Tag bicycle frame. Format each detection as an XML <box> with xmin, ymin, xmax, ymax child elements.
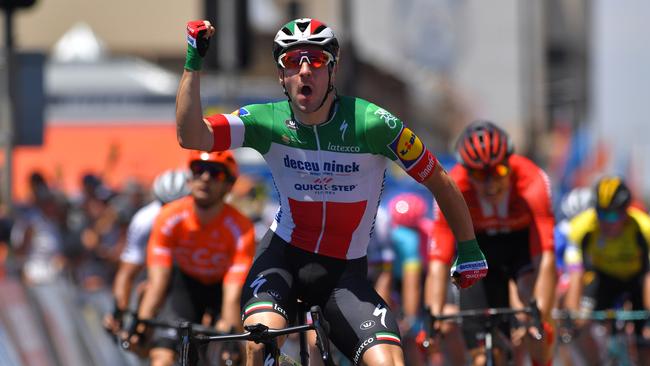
<box><xmin>424</xmin><ymin>301</ymin><xmax>543</xmax><ymax>366</ymax></box>
<box><xmin>179</xmin><ymin>305</ymin><xmax>335</xmax><ymax>366</ymax></box>
<box><xmin>553</xmin><ymin>309</ymin><xmax>650</xmax><ymax>366</ymax></box>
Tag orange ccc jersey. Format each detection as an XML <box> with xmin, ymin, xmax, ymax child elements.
<box><xmin>147</xmin><ymin>196</ymin><xmax>255</xmax><ymax>285</ymax></box>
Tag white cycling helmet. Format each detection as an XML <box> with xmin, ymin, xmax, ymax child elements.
<box><xmin>273</xmin><ymin>18</ymin><xmax>339</xmax><ymax>66</ymax></box>
<box><xmin>152</xmin><ymin>169</ymin><xmax>190</xmax><ymax>204</ymax></box>
<box><xmin>560</xmin><ymin>187</ymin><xmax>593</xmax><ymax>219</ymax></box>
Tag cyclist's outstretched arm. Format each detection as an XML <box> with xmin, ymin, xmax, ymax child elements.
<box><xmin>176</xmin><ymin>20</ymin><xmax>216</xmax><ymax>151</ymax></box>
<box><xmin>422</xmin><ymin>164</ymin><xmax>474</xmax><ymax>242</ymax></box>
<box><xmin>422</xmin><ymin>164</ymin><xmax>487</xmax><ymax>289</ymax></box>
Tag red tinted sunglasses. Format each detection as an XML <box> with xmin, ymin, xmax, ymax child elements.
<box><xmin>468</xmin><ymin>164</ymin><xmax>511</xmax><ymax>181</ymax></box>
<box><xmin>190</xmin><ymin>162</ymin><xmax>230</xmax><ymax>181</ymax></box>
<box><xmin>278</xmin><ymin>49</ymin><xmax>334</xmax><ymax>70</ymax></box>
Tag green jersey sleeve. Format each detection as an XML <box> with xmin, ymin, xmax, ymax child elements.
<box><xmin>360</xmin><ymin>99</ymin><xmax>438</xmax><ymax>183</ymax></box>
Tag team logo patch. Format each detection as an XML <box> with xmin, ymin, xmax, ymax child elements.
<box><xmin>360</xmin><ymin>320</ymin><xmax>376</xmax><ymax>330</ymax></box>
<box><xmin>285</xmin><ymin>119</ymin><xmax>298</xmax><ymax>130</ymax></box>
<box><xmin>231</xmin><ymin>107</ymin><xmax>250</xmax><ymax>117</ymax></box>
<box><xmin>388</xmin><ymin>127</ymin><xmax>424</xmax><ymax>168</ymax></box>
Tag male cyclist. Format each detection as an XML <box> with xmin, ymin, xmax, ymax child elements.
<box><xmin>104</xmin><ymin>169</ymin><xmax>190</xmax><ymax>336</ymax></box>
<box><xmin>133</xmin><ymin>151</ymin><xmax>255</xmax><ymax>366</ymax></box>
<box><xmin>564</xmin><ymin>176</ymin><xmax>650</xmax><ymax>366</ymax></box>
<box><xmin>386</xmin><ymin>193</ymin><xmax>430</xmax><ymax>331</ymax></box>
<box><xmin>176</xmin><ymin>18</ymin><xmax>487</xmax><ymax>366</ymax></box>
<box><xmin>426</xmin><ymin>121</ymin><xmax>556</xmax><ymax>366</ymax></box>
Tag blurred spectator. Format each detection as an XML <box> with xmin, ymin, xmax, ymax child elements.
<box><xmin>68</xmin><ymin>172</ymin><xmax>123</xmax><ymax>291</ymax></box>
<box><xmin>10</xmin><ymin>173</ymin><xmax>68</xmax><ymax>284</ymax></box>
<box><xmin>228</xmin><ymin>174</ymin><xmax>278</xmax><ymax>242</ymax></box>
<box><xmin>110</xmin><ymin>178</ymin><xmax>147</xmax><ymax>227</ymax></box>
<box><xmin>0</xmin><ymin>203</ymin><xmax>12</xmax><ymax>278</ymax></box>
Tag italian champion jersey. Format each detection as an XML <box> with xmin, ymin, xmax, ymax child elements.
<box><xmin>206</xmin><ymin>96</ymin><xmax>438</xmax><ymax>259</ymax></box>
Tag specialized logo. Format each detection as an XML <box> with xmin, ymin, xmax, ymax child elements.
<box><xmin>267</xmin><ymin>290</ymin><xmax>282</xmax><ymax>300</ymax></box>
<box><xmin>372</xmin><ymin>304</ymin><xmax>387</xmax><ymax>328</ymax></box>
<box><xmin>283</xmin><ymin>155</ymin><xmax>360</xmax><ymax>174</ymax></box>
<box><xmin>186</xmin><ymin>34</ymin><xmax>197</xmax><ymax>48</ymax></box>
<box><xmin>340</xmin><ymin>120</ymin><xmax>349</xmax><ymax>141</ymax></box>
<box><xmin>327</xmin><ymin>142</ymin><xmax>361</xmax><ymax>153</ymax></box>
<box><xmin>374</xmin><ymin>108</ymin><xmax>399</xmax><ymax>129</ymax></box>
<box><xmin>359</xmin><ymin>320</ymin><xmax>376</xmax><ymax>330</ymax></box>
<box><xmin>353</xmin><ymin>337</ymin><xmax>375</xmax><ymax>364</ymax></box>
<box><xmin>236</xmin><ymin>107</ymin><xmax>250</xmax><ymax>117</ymax></box>
<box><xmin>264</xmin><ymin>353</ymin><xmax>275</xmax><ymax>366</ymax></box>
<box><xmin>250</xmin><ymin>275</ymin><xmax>267</xmax><ymax>298</ymax></box>
<box><xmin>285</xmin><ymin>119</ymin><xmax>298</xmax><ymax>130</ymax></box>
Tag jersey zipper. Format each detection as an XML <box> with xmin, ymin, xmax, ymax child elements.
<box><xmin>312</xmin><ymin>125</ymin><xmax>327</xmax><ymax>254</ymax></box>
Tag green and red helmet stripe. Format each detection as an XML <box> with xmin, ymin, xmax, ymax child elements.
<box><xmin>309</xmin><ymin>18</ymin><xmax>324</xmax><ymax>33</ymax></box>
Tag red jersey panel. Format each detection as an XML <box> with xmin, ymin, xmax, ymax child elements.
<box><xmin>147</xmin><ymin>196</ymin><xmax>255</xmax><ymax>285</ymax></box>
<box><xmin>429</xmin><ymin>154</ymin><xmax>555</xmax><ymax>264</ymax></box>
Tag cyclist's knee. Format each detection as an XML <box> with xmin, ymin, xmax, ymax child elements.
<box><xmin>361</xmin><ymin>343</ymin><xmax>404</xmax><ymax>366</ymax></box>
<box><xmin>149</xmin><ymin>347</ymin><xmax>175</xmax><ymax>366</ymax></box>
<box><xmin>243</xmin><ymin>311</ymin><xmax>287</xmax><ymax>356</ymax></box>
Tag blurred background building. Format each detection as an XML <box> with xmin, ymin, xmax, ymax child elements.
<box><xmin>1</xmin><ymin>0</ymin><xmax>649</xmax><ymax>203</ymax></box>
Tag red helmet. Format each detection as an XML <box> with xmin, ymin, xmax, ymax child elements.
<box><xmin>389</xmin><ymin>193</ymin><xmax>427</xmax><ymax>228</ymax></box>
<box><xmin>188</xmin><ymin>150</ymin><xmax>239</xmax><ymax>179</ymax></box>
<box><xmin>455</xmin><ymin>120</ymin><xmax>513</xmax><ymax>170</ymax></box>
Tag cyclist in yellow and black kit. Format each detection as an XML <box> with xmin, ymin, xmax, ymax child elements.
<box><xmin>564</xmin><ymin>175</ymin><xmax>650</xmax><ymax>366</ymax></box>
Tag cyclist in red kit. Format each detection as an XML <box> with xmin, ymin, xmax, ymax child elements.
<box><xmin>426</xmin><ymin>121</ymin><xmax>556</xmax><ymax>366</ymax></box>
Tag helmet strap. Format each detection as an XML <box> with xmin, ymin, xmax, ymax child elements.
<box><xmin>313</xmin><ymin>65</ymin><xmax>335</xmax><ymax>111</ymax></box>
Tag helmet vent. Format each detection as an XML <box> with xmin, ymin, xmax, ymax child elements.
<box><xmin>314</xmin><ymin>25</ymin><xmax>326</xmax><ymax>33</ymax></box>
<box><xmin>281</xmin><ymin>27</ymin><xmax>292</xmax><ymax>36</ymax></box>
<box><xmin>310</xmin><ymin>37</ymin><xmax>326</xmax><ymax>42</ymax></box>
<box><xmin>296</xmin><ymin>21</ymin><xmax>309</xmax><ymax>32</ymax></box>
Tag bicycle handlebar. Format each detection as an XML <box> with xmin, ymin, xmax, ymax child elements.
<box><xmin>423</xmin><ymin>300</ymin><xmax>544</xmax><ymax>346</ymax></box>
<box><xmin>191</xmin><ymin>305</ymin><xmax>335</xmax><ymax>366</ymax></box>
<box><xmin>553</xmin><ymin>309</ymin><xmax>650</xmax><ymax>321</ymax></box>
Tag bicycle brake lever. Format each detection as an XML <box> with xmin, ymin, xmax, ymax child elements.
<box><xmin>310</xmin><ymin>306</ymin><xmax>333</xmax><ymax>363</ymax></box>
<box><xmin>529</xmin><ymin>300</ymin><xmax>544</xmax><ymax>340</ymax></box>
<box><xmin>421</xmin><ymin>307</ymin><xmax>434</xmax><ymax>348</ymax></box>
<box><xmin>244</xmin><ymin>323</ymin><xmax>270</xmax><ymax>343</ymax></box>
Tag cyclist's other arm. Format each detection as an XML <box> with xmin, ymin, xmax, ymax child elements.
<box><xmin>113</xmin><ymin>262</ymin><xmax>143</xmax><ymax>313</ymax></box>
<box><xmin>563</xmin><ymin>234</ymin><xmax>585</xmax><ymax>312</ymax></box>
<box><xmin>523</xmin><ymin>167</ymin><xmax>557</xmax><ymax>318</ymax></box>
<box><xmin>421</xmin><ymin>164</ymin><xmax>474</xmax><ymax>242</ymax></box>
<box><xmin>564</xmin><ymin>268</ymin><xmax>583</xmax><ymax>312</ymax></box>
<box><xmin>219</xmin><ymin>282</ymin><xmax>244</xmax><ymax>333</ymax></box>
<box><xmin>374</xmin><ymin>268</ymin><xmax>393</xmax><ymax>305</ymax></box>
<box><xmin>137</xmin><ymin>265</ymin><xmax>171</xmax><ymax>320</ymax></box>
<box><xmin>176</xmin><ymin>21</ymin><xmax>215</xmax><ymax>151</ymax></box>
<box><xmin>640</xmin><ymin>272</ymin><xmax>650</xmax><ymax>312</ymax></box>
<box><xmin>422</xmin><ymin>164</ymin><xmax>486</xmax><ymax>289</ymax></box>
<box><xmin>535</xmin><ymin>251</ymin><xmax>557</xmax><ymax>319</ymax></box>
<box><xmin>425</xmin><ymin>260</ymin><xmax>451</xmax><ymax>316</ymax></box>
<box><xmin>219</xmin><ymin>223</ymin><xmax>255</xmax><ymax>333</ymax></box>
